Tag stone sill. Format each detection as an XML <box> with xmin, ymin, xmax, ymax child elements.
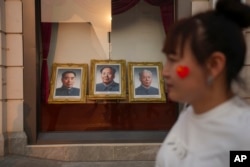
<box><xmin>4</xmin><ymin>131</ymin><xmax>162</xmax><ymax>161</ymax></box>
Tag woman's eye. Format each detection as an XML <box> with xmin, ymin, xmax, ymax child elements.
<box><xmin>167</xmin><ymin>56</ymin><xmax>177</xmax><ymax>62</ymax></box>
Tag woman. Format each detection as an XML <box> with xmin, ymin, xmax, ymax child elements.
<box><xmin>156</xmin><ymin>0</ymin><xmax>250</xmax><ymax>166</ymax></box>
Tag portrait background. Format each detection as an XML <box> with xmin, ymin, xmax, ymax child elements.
<box><xmin>133</xmin><ymin>66</ymin><xmax>159</xmax><ymax>89</ymax></box>
<box><xmin>55</xmin><ymin>68</ymin><xmax>82</xmax><ymax>89</ymax></box>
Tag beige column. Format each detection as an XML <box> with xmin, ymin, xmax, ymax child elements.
<box><xmin>0</xmin><ymin>0</ymin><xmax>7</xmax><ymax>157</ymax></box>
<box><xmin>246</xmin><ymin>0</ymin><xmax>250</xmax><ymax>103</ymax></box>
<box><xmin>243</xmin><ymin>0</ymin><xmax>250</xmax><ymax>101</ymax></box>
<box><xmin>242</xmin><ymin>29</ymin><xmax>250</xmax><ymax>103</ymax></box>
<box><xmin>192</xmin><ymin>0</ymin><xmax>211</xmax><ymax>15</ymax></box>
<box><xmin>4</xmin><ymin>0</ymin><xmax>26</xmax><ymax>156</ymax></box>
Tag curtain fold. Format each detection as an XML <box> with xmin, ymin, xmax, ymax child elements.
<box><xmin>160</xmin><ymin>0</ymin><xmax>174</xmax><ymax>33</ymax></box>
<box><xmin>144</xmin><ymin>0</ymin><xmax>174</xmax><ymax>33</ymax></box>
<box><xmin>41</xmin><ymin>23</ymin><xmax>52</xmax><ymax>103</ymax></box>
<box><xmin>112</xmin><ymin>0</ymin><xmax>174</xmax><ymax>33</ymax></box>
<box><xmin>112</xmin><ymin>0</ymin><xmax>140</xmax><ymax>15</ymax></box>
<box><xmin>144</xmin><ymin>0</ymin><xmax>167</xmax><ymax>6</ymax></box>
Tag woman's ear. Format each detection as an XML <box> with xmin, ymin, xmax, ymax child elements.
<box><xmin>206</xmin><ymin>51</ymin><xmax>226</xmax><ymax>78</ymax></box>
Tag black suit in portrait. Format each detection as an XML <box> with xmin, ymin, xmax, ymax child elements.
<box><xmin>55</xmin><ymin>86</ymin><xmax>80</xmax><ymax>96</ymax></box>
<box><xmin>95</xmin><ymin>81</ymin><xmax>119</xmax><ymax>92</ymax></box>
<box><xmin>135</xmin><ymin>85</ymin><xmax>159</xmax><ymax>95</ymax></box>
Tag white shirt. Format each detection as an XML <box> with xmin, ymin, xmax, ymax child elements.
<box><xmin>155</xmin><ymin>96</ymin><xmax>250</xmax><ymax>167</ymax></box>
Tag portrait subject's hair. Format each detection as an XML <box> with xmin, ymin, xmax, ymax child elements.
<box><xmin>100</xmin><ymin>66</ymin><xmax>116</xmax><ymax>75</ymax></box>
<box><xmin>163</xmin><ymin>0</ymin><xmax>250</xmax><ymax>87</ymax></box>
<box><xmin>61</xmin><ymin>71</ymin><xmax>76</xmax><ymax>78</ymax></box>
<box><xmin>139</xmin><ymin>69</ymin><xmax>153</xmax><ymax>78</ymax></box>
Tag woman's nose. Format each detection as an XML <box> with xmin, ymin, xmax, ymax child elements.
<box><xmin>162</xmin><ymin>63</ymin><xmax>170</xmax><ymax>78</ymax></box>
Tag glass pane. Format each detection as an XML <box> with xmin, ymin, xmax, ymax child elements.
<box><xmin>41</xmin><ymin>99</ymin><xmax>178</xmax><ymax>132</ymax></box>
<box><xmin>39</xmin><ymin>0</ymin><xmax>178</xmax><ymax>137</ymax></box>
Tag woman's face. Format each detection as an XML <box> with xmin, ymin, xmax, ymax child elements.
<box><xmin>162</xmin><ymin>42</ymin><xmax>209</xmax><ymax>103</ymax></box>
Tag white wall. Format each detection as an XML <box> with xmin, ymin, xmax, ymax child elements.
<box><xmin>50</xmin><ymin>1</ymin><xmax>167</xmax><ymax>74</ymax></box>
<box><xmin>111</xmin><ymin>1</ymin><xmax>166</xmax><ymax>63</ymax></box>
<box><xmin>177</xmin><ymin>0</ymin><xmax>192</xmax><ymax>20</ymax></box>
<box><xmin>49</xmin><ymin>23</ymin><xmax>107</xmax><ymax>70</ymax></box>
<box><xmin>41</xmin><ymin>0</ymin><xmax>111</xmax><ymax>59</ymax></box>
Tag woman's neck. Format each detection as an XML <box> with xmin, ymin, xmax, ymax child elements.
<box><xmin>191</xmin><ymin>86</ymin><xmax>234</xmax><ymax>115</ymax></box>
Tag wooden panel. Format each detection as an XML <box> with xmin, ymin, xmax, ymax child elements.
<box><xmin>41</xmin><ymin>98</ymin><xmax>178</xmax><ymax>132</ymax></box>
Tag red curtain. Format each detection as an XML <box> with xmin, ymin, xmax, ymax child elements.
<box><xmin>41</xmin><ymin>23</ymin><xmax>52</xmax><ymax>103</ymax></box>
<box><xmin>144</xmin><ymin>0</ymin><xmax>174</xmax><ymax>33</ymax></box>
<box><xmin>112</xmin><ymin>0</ymin><xmax>140</xmax><ymax>15</ymax></box>
<box><xmin>112</xmin><ymin>0</ymin><xmax>174</xmax><ymax>33</ymax></box>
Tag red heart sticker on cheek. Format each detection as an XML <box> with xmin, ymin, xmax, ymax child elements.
<box><xmin>176</xmin><ymin>65</ymin><xmax>190</xmax><ymax>79</ymax></box>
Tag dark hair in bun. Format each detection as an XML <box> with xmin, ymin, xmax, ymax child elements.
<box><xmin>163</xmin><ymin>0</ymin><xmax>250</xmax><ymax>88</ymax></box>
<box><xmin>216</xmin><ymin>0</ymin><xmax>250</xmax><ymax>28</ymax></box>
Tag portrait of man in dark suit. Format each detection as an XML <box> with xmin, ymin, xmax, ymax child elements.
<box><xmin>95</xmin><ymin>66</ymin><xmax>120</xmax><ymax>92</ymax></box>
<box><xmin>55</xmin><ymin>70</ymin><xmax>80</xmax><ymax>96</ymax></box>
<box><xmin>135</xmin><ymin>69</ymin><xmax>159</xmax><ymax>95</ymax></box>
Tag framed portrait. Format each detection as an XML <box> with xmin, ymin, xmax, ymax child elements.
<box><xmin>48</xmin><ymin>63</ymin><xmax>88</xmax><ymax>103</ymax></box>
<box><xmin>88</xmin><ymin>59</ymin><xmax>126</xmax><ymax>100</ymax></box>
<box><xmin>127</xmin><ymin>62</ymin><xmax>166</xmax><ymax>102</ymax></box>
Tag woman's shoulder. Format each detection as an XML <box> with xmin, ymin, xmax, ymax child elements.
<box><xmin>232</xmin><ymin>96</ymin><xmax>250</xmax><ymax>110</ymax></box>
<box><xmin>225</xmin><ymin>97</ymin><xmax>250</xmax><ymax>141</ymax></box>
<box><xmin>230</xmin><ymin>96</ymin><xmax>250</xmax><ymax>121</ymax></box>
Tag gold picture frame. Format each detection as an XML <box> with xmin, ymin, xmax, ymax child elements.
<box><xmin>88</xmin><ymin>59</ymin><xmax>126</xmax><ymax>100</ymax></box>
<box><xmin>48</xmin><ymin>63</ymin><xmax>88</xmax><ymax>103</ymax></box>
<box><xmin>128</xmin><ymin>62</ymin><xmax>166</xmax><ymax>102</ymax></box>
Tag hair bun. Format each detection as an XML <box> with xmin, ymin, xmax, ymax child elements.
<box><xmin>216</xmin><ymin>0</ymin><xmax>250</xmax><ymax>29</ymax></box>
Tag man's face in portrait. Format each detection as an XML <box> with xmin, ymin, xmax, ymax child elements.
<box><xmin>140</xmin><ymin>71</ymin><xmax>152</xmax><ymax>88</ymax></box>
<box><xmin>101</xmin><ymin>67</ymin><xmax>115</xmax><ymax>85</ymax></box>
<box><xmin>61</xmin><ymin>72</ymin><xmax>76</xmax><ymax>89</ymax></box>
